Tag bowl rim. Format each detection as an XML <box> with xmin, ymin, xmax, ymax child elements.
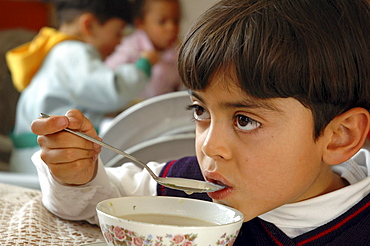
<box><xmin>96</xmin><ymin>196</ymin><xmax>244</xmax><ymax>228</ymax></box>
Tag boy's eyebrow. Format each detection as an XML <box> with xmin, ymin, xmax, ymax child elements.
<box><xmin>189</xmin><ymin>90</ymin><xmax>282</xmax><ymax>112</ymax></box>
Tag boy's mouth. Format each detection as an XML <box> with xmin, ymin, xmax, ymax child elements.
<box><xmin>208</xmin><ymin>178</ymin><xmax>228</xmax><ymax>188</ymax></box>
<box><xmin>205</xmin><ymin>174</ymin><xmax>231</xmax><ymax>190</ymax></box>
<box><xmin>204</xmin><ymin>173</ymin><xmax>233</xmax><ymax>199</ymax></box>
<box><xmin>204</xmin><ymin>170</ymin><xmax>229</xmax><ymax>186</ymax></box>
<box><xmin>207</xmin><ymin>180</ymin><xmax>233</xmax><ymax>200</ymax></box>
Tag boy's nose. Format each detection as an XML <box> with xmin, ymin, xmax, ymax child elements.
<box><xmin>200</xmin><ymin>122</ymin><xmax>232</xmax><ymax>160</ymax></box>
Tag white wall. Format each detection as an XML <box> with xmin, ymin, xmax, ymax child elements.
<box><xmin>179</xmin><ymin>0</ymin><xmax>219</xmax><ymax>38</ymax></box>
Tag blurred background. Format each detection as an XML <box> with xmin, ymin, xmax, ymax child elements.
<box><xmin>0</xmin><ymin>0</ymin><xmax>218</xmax><ymax>171</ymax></box>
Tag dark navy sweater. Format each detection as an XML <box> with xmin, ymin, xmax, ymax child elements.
<box><xmin>157</xmin><ymin>156</ymin><xmax>370</xmax><ymax>246</ymax></box>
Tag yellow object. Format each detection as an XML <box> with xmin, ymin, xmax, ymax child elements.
<box><xmin>6</xmin><ymin>27</ymin><xmax>79</xmax><ymax>92</ymax></box>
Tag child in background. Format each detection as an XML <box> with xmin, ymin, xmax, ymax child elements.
<box><xmin>31</xmin><ymin>0</ymin><xmax>370</xmax><ymax>245</ymax></box>
<box><xmin>6</xmin><ymin>0</ymin><xmax>158</xmax><ymax>173</ymax></box>
<box><xmin>105</xmin><ymin>0</ymin><xmax>182</xmax><ymax>101</ymax></box>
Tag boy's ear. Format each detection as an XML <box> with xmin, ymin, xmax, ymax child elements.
<box><xmin>78</xmin><ymin>13</ymin><xmax>96</xmax><ymax>36</ymax></box>
<box><xmin>323</xmin><ymin>107</ymin><xmax>370</xmax><ymax>165</ymax></box>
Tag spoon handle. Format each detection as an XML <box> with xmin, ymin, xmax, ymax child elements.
<box><xmin>40</xmin><ymin>113</ymin><xmax>158</xmax><ymax>178</ymax></box>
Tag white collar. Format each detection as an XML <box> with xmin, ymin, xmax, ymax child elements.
<box><xmin>259</xmin><ymin>148</ymin><xmax>370</xmax><ymax>238</ymax></box>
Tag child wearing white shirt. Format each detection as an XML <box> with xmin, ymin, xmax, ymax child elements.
<box><xmin>6</xmin><ymin>0</ymin><xmax>158</xmax><ymax>173</ymax></box>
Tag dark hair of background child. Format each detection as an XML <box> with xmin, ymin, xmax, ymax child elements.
<box><xmin>52</xmin><ymin>0</ymin><xmax>133</xmax><ymax>25</ymax></box>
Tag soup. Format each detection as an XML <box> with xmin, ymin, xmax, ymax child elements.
<box><xmin>119</xmin><ymin>213</ymin><xmax>218</xmax><ymax>226</ymax></box>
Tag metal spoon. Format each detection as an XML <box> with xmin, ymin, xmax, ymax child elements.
<box><xmin>40</xmin><ymin>113</ymin><xmax>225</xmax><ymax>194</ymax></box>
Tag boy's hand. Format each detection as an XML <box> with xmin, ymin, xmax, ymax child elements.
<box><xmin>31</xmin><ymin>109</ymin><xmax>102</xmax><ymax>185</ymax></box>
<box><xmin>141</xmin><ymin>50</ymin><xmax>160</xmax><ymax>65</ymax></box>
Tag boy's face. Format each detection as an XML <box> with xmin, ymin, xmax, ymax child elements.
<box><xmin>89</xmin><ymin>18</ymin><xmax>126</xmax><ymax>60</ymax></box>
<box><xmin>190</xmin><ymin>70</ymin><xmax>340</xmax><ymax>221</ymax></box>
<box><xmin>136</xmin><ymin>0</ymin><xmax>180</xmax><ymax>51</ymax></box>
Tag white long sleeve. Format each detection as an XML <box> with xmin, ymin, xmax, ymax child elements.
<box><xmin>32</xmin><ymin>151</ymin><xmax>165</xmax><ymax>224</ymax></box>
<box><xmin>12</xmin><ymin>40</ymin><xmax>150</xmax><ymax>174</ymax></box>
<box><xmin>14</xmin><ymin>41</ymin><xmax>149</xmax><ymax>135</ymax></box>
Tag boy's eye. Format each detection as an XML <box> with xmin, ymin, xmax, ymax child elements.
<box><xmin>235</xmin><ymin>115</ymin><xmax>260</xmax><ymax>131</ymax></box>
<box><xmin>187</xmin><ymin>105</ymin><xmax>210</xmax><ymax>121</ymax></box>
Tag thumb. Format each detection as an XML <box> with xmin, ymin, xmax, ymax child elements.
<box><xmin>65</xmin><ymin>109</ymin><xmax>99</xmax><ymax>139</ymax></box>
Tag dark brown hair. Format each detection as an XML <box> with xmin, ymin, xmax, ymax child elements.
<box><xmin>179</xmin><ymin>0</ymin><xmax>370</xmax><ymax>139</ymax></box>
<box><xmin>53</xmin><ymin>0</ymin><xmax>133</xmax><ymax>25</ymax></box>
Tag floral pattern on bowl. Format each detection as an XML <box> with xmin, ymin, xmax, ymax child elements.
<box><xmin>101</xmin><ymin>224</ymin><xmax>239</xmax><ymax>246</ymax></box>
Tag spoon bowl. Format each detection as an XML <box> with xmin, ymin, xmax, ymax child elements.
<box><xmin>40</xmin><ymin>113</ymin><xmax>225</xmax><ymax>193</ymax></box>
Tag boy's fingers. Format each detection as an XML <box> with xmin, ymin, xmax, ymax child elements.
<box><xmin>31</xmin><ymin>115</ymin><xmax>68</xmax><ymax>135</ymax></box>
<box><xmin>31</xmin><ymin>109</ymin><xmax>98</xmax><ymax>138</ymax></box>
<box><xmin>65</xmin><ymin>109</ymin><xmax>98</xmax><ymax>137</ymax></box>
<box><xmin>64</xmin><ymin>109</ymin><xmax>85</xmax><ymax>130</ymax></box>
<box><xmin>40</xmin><ymin>147</ymin><xmax>98</xmax><ymax>165</ymax></box>
<box><xmin>46</xmin><ymin>157</ymin><xmax>98</xmax><ymax>185</ymax></box>
<box><xmin>37</xmin><ymin>131</ymin><xmax>101</xmax><ymax>153</ymax></box>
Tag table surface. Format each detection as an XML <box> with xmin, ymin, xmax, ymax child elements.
<box><xmin>0</xmin><ymin>183</ymin><xmax>105</xmax><ymax>245</ymax></box>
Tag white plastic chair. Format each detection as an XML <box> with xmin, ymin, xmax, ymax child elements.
<box><xmin>99</xmin><ymin>91</ymin><xmax>195</xmax><ymax>164</ymax></box>
<box><xmin>105</xmin><ymin>133</ymin><xmax>196</xmax><ymax>167</ymax></box>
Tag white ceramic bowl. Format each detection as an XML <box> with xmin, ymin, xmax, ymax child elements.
<box><xmin>96</xmin><ymin>196</ymin><xmax>244</xmax><ymax>246</ymax></box>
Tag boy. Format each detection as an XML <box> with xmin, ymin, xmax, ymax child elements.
<box><xmin>6</xmin><ymin>0</ymin><xmax>158</xmax><ymax>173</ymax></box>
<box><xmin>31</xmin><ymin>0</ymin><xmax>370</xmax><ymax>244</ymax></box>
